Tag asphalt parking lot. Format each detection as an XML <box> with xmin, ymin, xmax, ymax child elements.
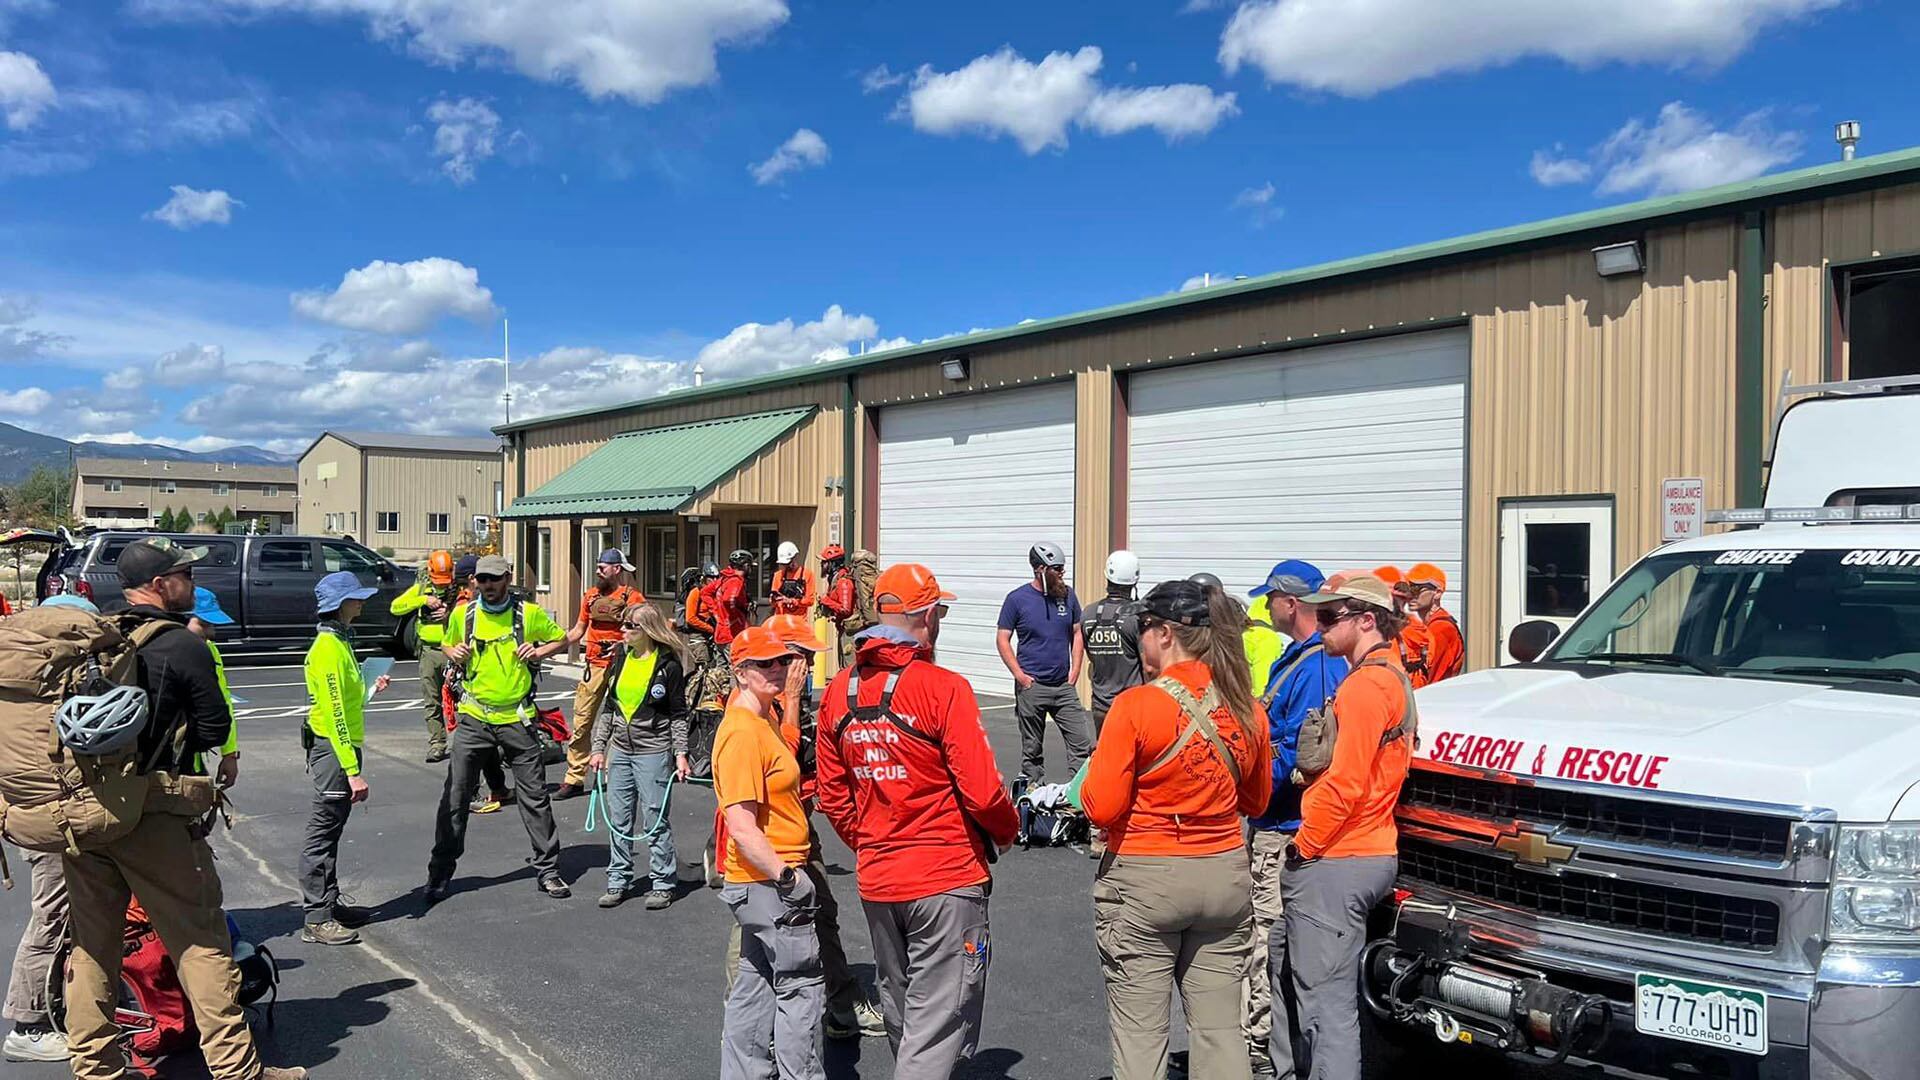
<box><xmin>0</xmin><ymin>657</ymin><xmax>1548</xmax><ymax>1080</ymax></box>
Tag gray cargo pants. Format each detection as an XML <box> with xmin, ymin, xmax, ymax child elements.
<box><xmin>2</xmin><ymin>846</ymin><xmax>66</xmax><ymax>1026</ymax></box>
<box><xmin>301</xmin><ymin>742</ymin><xmax>358</xmax><ymax>924</ymax></box>
<box><xmin>1281</xmin><ymin>854</ymin><xmax>1397</xmax><ymax>1080</ymax></box>
<box><xmin>429</xmin><ymin>715</ymin><xmax>561</xmax><ymax>884</ymax></box>
<box><xmin>1013</xmin><ymin>680</ymin><xmax>1093</xmax><ymax>782</ymax></box>
<box><xmin>721</xmin><ymin>877</ymin><xmax>826</xmax><ymax>1080</ymax></box>
<box><xmin>864</xmin><ymin>884</ymin><xmax>992</xmax><ymax>1080</ymax></box>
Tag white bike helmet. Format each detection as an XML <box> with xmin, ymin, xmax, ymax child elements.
<box><xmin>776</xmin><ymin>541</ymin><xmax>800</xmax><ymax>564</ymax></box>
<box><xmin>55</xmin><ymin>683</ymin><xmax>149</xmax><ymax>756</ymax></box>
<box><xmin>1105</xmin><ymin>550</ymin><xmax>1140</xmax><ymax>587</ymax></box>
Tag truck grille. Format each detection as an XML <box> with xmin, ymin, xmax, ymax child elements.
<box><xmin>1402</xmin><ymin>769</ymin><xmax>1792</xmax><ymax>862</ymax></box>
<box><xmin>1400</xmin><ymin>838</ymin><xmax>1780</xmax><ymax>950</ymax></box>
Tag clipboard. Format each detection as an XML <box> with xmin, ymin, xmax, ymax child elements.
<box><xmin>360</xmin><ymin>656</ymin><xmax>394</xmax><ymax>704</ymax></box>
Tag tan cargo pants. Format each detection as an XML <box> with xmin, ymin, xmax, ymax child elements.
<box><xmin>63</xmin><ymin>811</ymin><xmax>265</xmax><ymax>1080</ymax></box>
<box><xmin>1243</xmin><ymin>830</ymin><xmax>1289</xmax><ymax>1049</ymax></box>
<box><xmin>566</xmin><ymin>661</ymin><xmax>616</xmax><ymax>786</ymax></box>
<box><xmin>1094</xmin><ymin>850</ymin><xmax>1254</xmax><ymax>1080</ymax></box>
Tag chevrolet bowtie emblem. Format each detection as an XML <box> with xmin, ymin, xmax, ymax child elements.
<box><xmin>1495</xmin><ymin>830</ymin><xmax>1575</xmax><ymax>868</ymax></box>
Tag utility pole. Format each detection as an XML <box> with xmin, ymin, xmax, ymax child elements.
<box><xmin>502</xmin><ymin>317</ymin><xmax>514</xmax><ymax>425</ymax></box>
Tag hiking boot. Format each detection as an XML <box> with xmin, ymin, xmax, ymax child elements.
<box><xmin>598</xmin><ymin>889</ymin><xmax>626</xmax><ymax>909</ymax></box>
<box><xmin>422</xmin><ymin>878</ymin><xmax>451</xmax><ymax>906</ymax></box>
<box><xmin>3</xmin><ymin>1024</ymin><xmax>67</xmax><ymax>1062</ymax></box>
<box><xmin>538</xmin><ymin>875</ymin><xmax>572</xmax><ymax>899</ymax></box>
<box><xmin>470</xmin><ymin>795</ymin><xmax>505</xmax><ymax>814</ymax></box>
<box><xmin>553</xmin><ymin>782</ymin><xmax>586</xmax><ymax>801</ymax></box>
<box><xmin>643</xmin><ymin>888</ymin><xmax>673</xmax><ymax>910</ymax></box>
<box><xmin>332</xmin><ymin>903</ymin><xmax>371</xmax><ymax>928</ymax></box>
<box><xmin>261</xmin><ymin>1067</ymin><xmax>310</xmax><ymax>1079</ymax></box>
<box><xmin>300</xmin><ymin>920</ymin><xmax>359</xmax><ymax>946</ymax></box>
<box><xmin>827</xmin><ymin>999</ymin><xmax>886</xmax><ymax>1040</ymax></box>
<box><xmin>424</xmin><ymin>748</ymin><xmax>449</xmax><ymax>764</ymax></box>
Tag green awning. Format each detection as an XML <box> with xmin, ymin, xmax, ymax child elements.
<box><xmin>500</xmin><ymin>406</ymin><xmax>815</xmax><ymax>520</ymax></box>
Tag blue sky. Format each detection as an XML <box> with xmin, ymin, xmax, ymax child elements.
<box><xmin>0</xmin><ymin>0</ymin><xmax>1915</xmax><ymax>455</ymax></box>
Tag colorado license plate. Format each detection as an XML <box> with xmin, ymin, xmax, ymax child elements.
<box><xmin>1634</xmin><ymin>973</ymin><xmax>1767</xmax><ymax>1056</ymax></box>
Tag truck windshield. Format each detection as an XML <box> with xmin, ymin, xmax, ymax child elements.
<box><xmin>1543</xmin><ymin>546</ymin><xmax>1920</xmax><ymax>692</ymax></box>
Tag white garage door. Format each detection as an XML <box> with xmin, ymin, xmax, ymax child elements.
<box><xmin>879</xmin><ymin>384</ymin><xmax>1076</xmax><ymax>687</ymax></box>
<box><xmin>1128</xmin><ymin>329</ymin><xmax>1469</xmax><ymax>624</ymax></box>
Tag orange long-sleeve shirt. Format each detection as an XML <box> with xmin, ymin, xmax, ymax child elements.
<box><xmin>770</xmin><ymin>566</ymin><xmax>816</xmax><ymax>616</ymax></box>
<box><xmin>1423</xmin><ymin>608</ymin><xmax>1464</xmax><ymax>683</ymax></box>
<box><xmin>1081</xmin><ymin>660</ymin><xmax>1272</xmax><ymax>857</ymax></box>
<box><xmin>1296</xmin><ymin>648</ymin><xmax>1414</xmax><ymax>860</ymax></box>
<box><xmin>683</xmin><ymin>587</ymin><xmax>716</xmax><ymax>636</ymax></box>
<box><xmin>1399</xmin><ymin>613</ymin><xmax>1432</xmax><ymax>688</ymax></box>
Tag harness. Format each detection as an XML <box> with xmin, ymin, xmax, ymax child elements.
<box><xmin>832</xmin><ymin>661</ymin><xmax>997</xmax><ymax>864</ymax></box>
<box><xmin>1355</xmin><ymin>651</ymin><xmax>1421</xmax><ymax>751</ymax></box>
<box><xmin>454</xmin><ymin>601</ymin><xmax>541</xmax><ymax>720</ymax></box>
<box><xmin>1259</xmin><ymin>643</ymin><xmax>1325</xmax><ymax>708</ymax></box>
<box><xmin>1140</xmin><ymin>676</ymin><xmax>1241</xmax><ymax>783</ymax></box>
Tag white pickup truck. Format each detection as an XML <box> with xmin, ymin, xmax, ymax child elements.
<box><xmin>1364</xmin><ymin>380</ymin><xmax>1920</xmax><ymax>1079</ymax></box>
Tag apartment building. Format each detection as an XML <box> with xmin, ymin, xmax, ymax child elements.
<box><xmin>69</xmin><ymin>457</ymin><xmax>298</xmax><ymax>532</ymax></box>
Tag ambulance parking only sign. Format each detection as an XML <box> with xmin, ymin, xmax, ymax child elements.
<box><xmin>1662</xmin><ymin>478</ymin><xmax>1706</xmax><ymax>541</ymax></box>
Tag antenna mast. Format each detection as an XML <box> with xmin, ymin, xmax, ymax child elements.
<box><xmin>502</xmin><ymin>317</ymin><xmax>513</xmax><ymax>425</ymax></box>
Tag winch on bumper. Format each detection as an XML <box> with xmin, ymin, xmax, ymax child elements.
<box><xmin>1363</xmin><ymin>892</ymin><xmax>1920</xmax><ymax>1079</ymax></box>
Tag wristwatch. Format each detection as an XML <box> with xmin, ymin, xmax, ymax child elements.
<box><xmin>777</xmin><ymin>865</ymin><xmax>797</xmax><ymax>889</ymax></box>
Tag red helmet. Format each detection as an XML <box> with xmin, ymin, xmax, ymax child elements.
<box><xmin>819</xmin><ymin>544</ymin><xmax>846</xmax><ymax>562</ymax></box>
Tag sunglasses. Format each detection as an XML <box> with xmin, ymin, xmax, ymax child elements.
<box><xmin>741</xmin><ymin>656</ymin><xmax>794</xmax><ymax>671</ymax></box>
<box><xmin>1315</xmin><ymin>606</ymin><xmax>1365</xmax><ymax>628</ymax></box>
<box><xmin>475</xmin><ymin>573</ymin><xmax>507</xmax><ymax>584</ymax></box>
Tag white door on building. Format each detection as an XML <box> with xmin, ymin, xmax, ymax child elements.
<box><xmin>878</xmin><ymin>383</ymin><xmax>1076</xmax><ymax>688</ymax></box>
<box><xmin>1127</xmin><ymin>329</ymin><xmax>1470</xmax><ymax>620</ymax></box>
<box><xmin>1497</xmin><ymin>500</ymin><xmax>1614</xmax><ymax>660</ymax></box>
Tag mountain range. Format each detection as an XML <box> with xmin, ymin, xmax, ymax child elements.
<box><xmin>0</xmin><ymin>422</ymin><xmax>296</xmax><ymax>486</ymax></box>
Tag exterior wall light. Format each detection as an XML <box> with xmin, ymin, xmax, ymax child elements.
<box><xmin>941</xmin><ymin>356</ymin><xmax>969</xmax><ymax>381</ymax></box>
<box><xmin>1591</xmin><ymin>241</ymin><xmax>1644</xmax><ymax>277</ymax></box>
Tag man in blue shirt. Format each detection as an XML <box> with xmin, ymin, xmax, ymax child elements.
<box><xmin>995</xmin><ymin>542</ymin><xmax>1092</xmax><ymax>783</ymax></box>
<box><xmin>1243</xmin><ymin>559</ymin><xmax>1350</xmax><ymax>1079</ymax></box>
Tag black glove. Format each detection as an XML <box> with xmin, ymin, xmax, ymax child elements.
<box><xmin>779</xmin><ymin>579</ymin><xmax>806</xmax><ymax>599</ymax></box>
<box><xmin>1283</xmin><ymin>841</ymin><xmax>1318</xmax><ymax>872</ymax></box>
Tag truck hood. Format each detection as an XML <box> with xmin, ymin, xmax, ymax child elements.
<box><xmin>1416</xmin><ymin>668</ymin><xmax>1920</xmax><ymax>822</ymax></box>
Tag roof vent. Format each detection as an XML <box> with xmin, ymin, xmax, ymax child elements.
<box><xmin>694</xmin><ymin>364</ymin><xmax>705</xmax><ymax>387</ymax></box>
<box><xmin>1836</xmin><ymin>120</ymin><xmax>1861</xmax><ymax>161</ymax></box>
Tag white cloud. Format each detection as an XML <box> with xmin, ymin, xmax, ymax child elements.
<box><xmin>145</xmin><ymin>185</ymin><xmax>242</xmax><ymax>229</ymax></box>
<box><xmin>0</xmin><ymin>386</ymin><xmax>51</xmax><ymax>415</ymax></box>
<box><xmin>749</xmin><ymin>127</ymin><xmax>828</xmax><ymax>185</ymax></box>
<box><xmin>153</xmin><ymin>342</ymin><xmax>226</xmax><ymax>385</ymax></box>
<box><xmin>1218</xmin><ymin>0</ymin><xmax>1840</xmax><ymax>96</ymax></box>
<box><xmin>427</xmin><ymin>97</ymin><xmax>499</xmax><ymax>184</ymax></box>
<box><xmin>1529</xmin><ymin>146</ymin><xmax>1592</xmax><ymax>186</ymax></box>
<box><xmin>103</xmin><ymin>367</ymin><xmax>146</xmax><ymax>392</ymax></box>
<box><xmin>1231</xmin><ymin>180</ymin><xmax>1284</xmax><ymax>227</ymax></box>
<box><xmin>1594</xmin><ymin>102</ymin><xmax>1799</xmax><ymax>195</ymax></box>
<box><xmin>1081</xmin><ymin>83</ymin><xmax>1238</xmax><ymax>140</ymax></box>
<box><xmin>695</xmin><ymin>304</ymin><xmax>888</xmax><ymax>376</ymax></box>
<box><xmin>177</xmin><ymin>0</ymin><xmax>790</xmax><ymax>104</ymax></box>
<box><xmin>901</xmin><ymin>45</ymin><xmax>1236</xmax><ymax>154</ymax></box>
<box><xmin>0</xmin><ymin>49</ymin><xmax>53</xmax><ymax>129</ymax></box>
<box><xmin>1529</xmin><ymin>102</ymin><xmax>1800</xmax><ymax>197</ymax></box>
<box><xmin>0</xmin><ymin>294</ymin><xmax>68</xmax><ymax>361</ymax></box>
<box><xmin>292</xmin><ymin>257</ymin><xmax>499</xmax><ymax>335</ymax></box>
<box><xmin>860</xmin><ymin>64</ymin><xmax>906</xmax><ymax>94</ymax></box>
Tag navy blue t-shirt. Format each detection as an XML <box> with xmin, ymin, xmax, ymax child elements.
<box><xmin>997</xmin><ymin>584</ymin><xmax>1082</xmax><ymax>685</ymax></box>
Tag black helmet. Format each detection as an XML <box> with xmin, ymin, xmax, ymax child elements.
<box><xmin>727</xmin><ymin>548</ymin><xmax>755</xmax><ymax>569</ymax></box>
<box><xmin>678</xmin><ymin>566</ymin><xmax>703</xmax><ymax>594</ymax></box>
<box><xmin>701</xmin><ymin>560</ymin><xmax>721</xmax><ymax>578</ymax></box>
<box><xmin>1187</xmin><ymin>572</ymin><xmax>1224</xmax><ymax>591</ymax></box>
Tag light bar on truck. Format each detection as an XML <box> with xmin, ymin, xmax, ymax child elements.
<box><xmin>1706</xmin><ymin>504</ymin><xmax>1920</xmax><ymax>525</ymax></box>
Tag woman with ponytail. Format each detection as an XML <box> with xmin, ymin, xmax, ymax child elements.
<box><xmin>1079</xmin><ymin>579</ymin><xmax>1273</xmax><ymax>1080</ymax></box>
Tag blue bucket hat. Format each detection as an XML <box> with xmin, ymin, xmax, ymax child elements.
<box><xmin>192</xmin><ymin>587</ymin><xmax>234</xmax><ymax>625</ymax></box>
<box><xmin>40</xmin><ymin>593</ymin><xmax>100</xmax><ymax>614</ymax></box>
<box><xmin>1249</xmin><ymin>559</ymin><xmax>1326</xmax><ymax>599</ymax></box>
<box><xmin>315</xmin><ymin>571</ymin><xmax>378</xmax><ymax>614</ymax></box>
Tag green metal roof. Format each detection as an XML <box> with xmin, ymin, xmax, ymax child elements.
<box><xmin>498</xmin><ymin>144</ymin><xmax>1920</xmax><ymax>436</ymax></box>
<box><xmin>499</xmin><ymin>406</ymin><xmax>815</xmax><ymax>519</ymax></box>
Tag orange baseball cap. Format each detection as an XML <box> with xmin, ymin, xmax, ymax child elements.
<box><xmin>426</xmin><ymin>550</ymin><xmax>455</xmax><ymax>585</ymax></box>
<box><xmin>729</xmin><ymin>626</ymin><xmax>799</xmax><ymax>664</ymax></box>
<box><xmin>875</xmin><ymin>563</ymin><xmax>955</xmax><ymax>614</ymax></box>
<box><xmin>1407</xmin><ymin>562</ymin><xmax>1448</xmax><ymax>591</ymax></box>
<box><xmin>760</xmin><ymin>613</ymin><xmax>826</xmax><ymax>653</ymax></box>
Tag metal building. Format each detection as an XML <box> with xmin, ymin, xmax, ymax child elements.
<box><xmin>495</xmin><ymin>147</ymin><xmax>1920</xmax><ymax>677</ymax></box>
<box><xmin>297</xmin><ymin>431</ymin><xmax>505</xmax><ymax>563</ymax></box>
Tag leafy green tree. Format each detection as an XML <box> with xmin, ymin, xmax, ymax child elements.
<box><xmin>214</xmin><ymin>506</ymin><xmax>235</xmax><ymax>532</ymax></box>
<box><xmin>155</xmin><ymin>507</ymin><xmax>177</xmax><ymax>532</ymax></box>
<box><xmin>8</xmin><ymin>466</ymin><xmax>75</xmax><ymax>527</ymax></box>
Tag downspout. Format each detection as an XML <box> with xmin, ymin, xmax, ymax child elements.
<box><xmin>514</xmin><ymin>432</ymin><xmax>530</xmax><ymax>577</ymax></box>
<box><xmin>1735</xmin><ymin>210</ymin><xmax>1767</xmax><ymax>507</ymax></box>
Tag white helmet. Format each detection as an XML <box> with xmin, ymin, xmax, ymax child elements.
<box><xmin>1105</xmin><ymin>550</ymin><xmax>1141</xmax><ymax>587</ymax></box>
<box><xmin>776</xmin><ymin>541</ymin><xmax>800</xmax><ymax>564</ymax></box>
<box><xmin>55</xmin><ymin>683</ymin><xmax>149</xmax><ymax>756</ymax></box>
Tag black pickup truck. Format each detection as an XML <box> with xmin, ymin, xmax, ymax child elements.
<box><xmin>3</xmin><ymin>528</ymin><xmax>411</xmax><ymax>655</ymax></box>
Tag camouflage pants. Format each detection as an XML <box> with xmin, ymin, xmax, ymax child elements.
<box><xmin>688</xmin><ymin>635</ymin><xmax>735</xmax><ymax>711</ymax></box>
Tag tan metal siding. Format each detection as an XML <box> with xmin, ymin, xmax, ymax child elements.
<box><xmin>298</xmin><ymin>434</ymin><xmax>362</xmax><ymax>537</ymax></box>
<box><xmin>363</xmin><ymin>450</ymin><xmax>503</xmax><ymax>561</ymax></box>
<box><xmin>1768</xmin><ymin>184</ymin><xmax>1920</xmax><ymax>388</ymax></box>
<box><xmin>1073</xmin><ymin>368</ymin><xmax>1115</xmax><ymax>602</ymax></box>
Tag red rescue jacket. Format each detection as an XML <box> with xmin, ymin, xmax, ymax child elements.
<box><xmin>817</xmin><ymin>568</ymin><xmax>855</xmax><ymax>624</ymax></box>
<box><xmin>815</xmin><ymin>631</ymin><xmax>1020</xmax><ymax>903</ymax></box>
<box><xmin>703</xmin><ymin>569</ymin><xmax>750</xmax><ymax>645</ymax></box>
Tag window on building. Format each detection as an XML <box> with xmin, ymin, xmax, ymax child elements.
<box><xmin>348</xmin><ymin>511</ymin><xmax>357</xmax><ymax>533</ymax></box>
<box><xmin>645</xmin><ymin>524</ymin><xmax>678</xmax><ymax>595</ymax></box>
<box><xmin>536</xmin><ymin>528</ymin><xmax>553</xmax><ymax>591</ymax></box>
<box><xmin>739</xmin><ymin>522</ymin><xmax>779</xmax><ymax>606</ymax></box>
<box><xmin>158</xmin><ymin>480</ymin><xmax>176</xmax><ymax>494</ymax></box>
<box><xmin>103</xmin><ymin>478</ymin><xmax>122</xmax><ymax>493</ymax></box>
<box><xmin>323</xmin><ymin>541</ymin><xmax>385</xmax><ymax>574</ymax></box>
<box><xmin>264</xmin><ymin>484</ymin><xmax>280</xmax><ymax>497</ymax></box>
<box><xmin>195</xmin><ymin>512</ymin><xmax>209</xmax><ymax>524</ymax></box>
<box><xmin>376</xmin><ymin>512</ymin><xmax>399</xmax><ymax>533</ymax></box>
<box><xmin>1841</xmin><ymin>262</ymin><xmax>1920</xmax><ymax>380</ymax></box>
<box><xmin>493</xmin><ymin>481</ymin><xmax>503</xmax><ymax>515</ymax></box>
<box><xmin>259</xmin><ymin>541</ymin><xmax>313</xmax><ymax>572</ymax></box>
<box><xmin>426</xmin><ymin>512</ymin><xmax>450</xmax><ymax>534</ymax></box>
<box><xmin>215</xmin><ymin>482</ymin><xmax>229</xmax><ymax>496</ymax></box>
